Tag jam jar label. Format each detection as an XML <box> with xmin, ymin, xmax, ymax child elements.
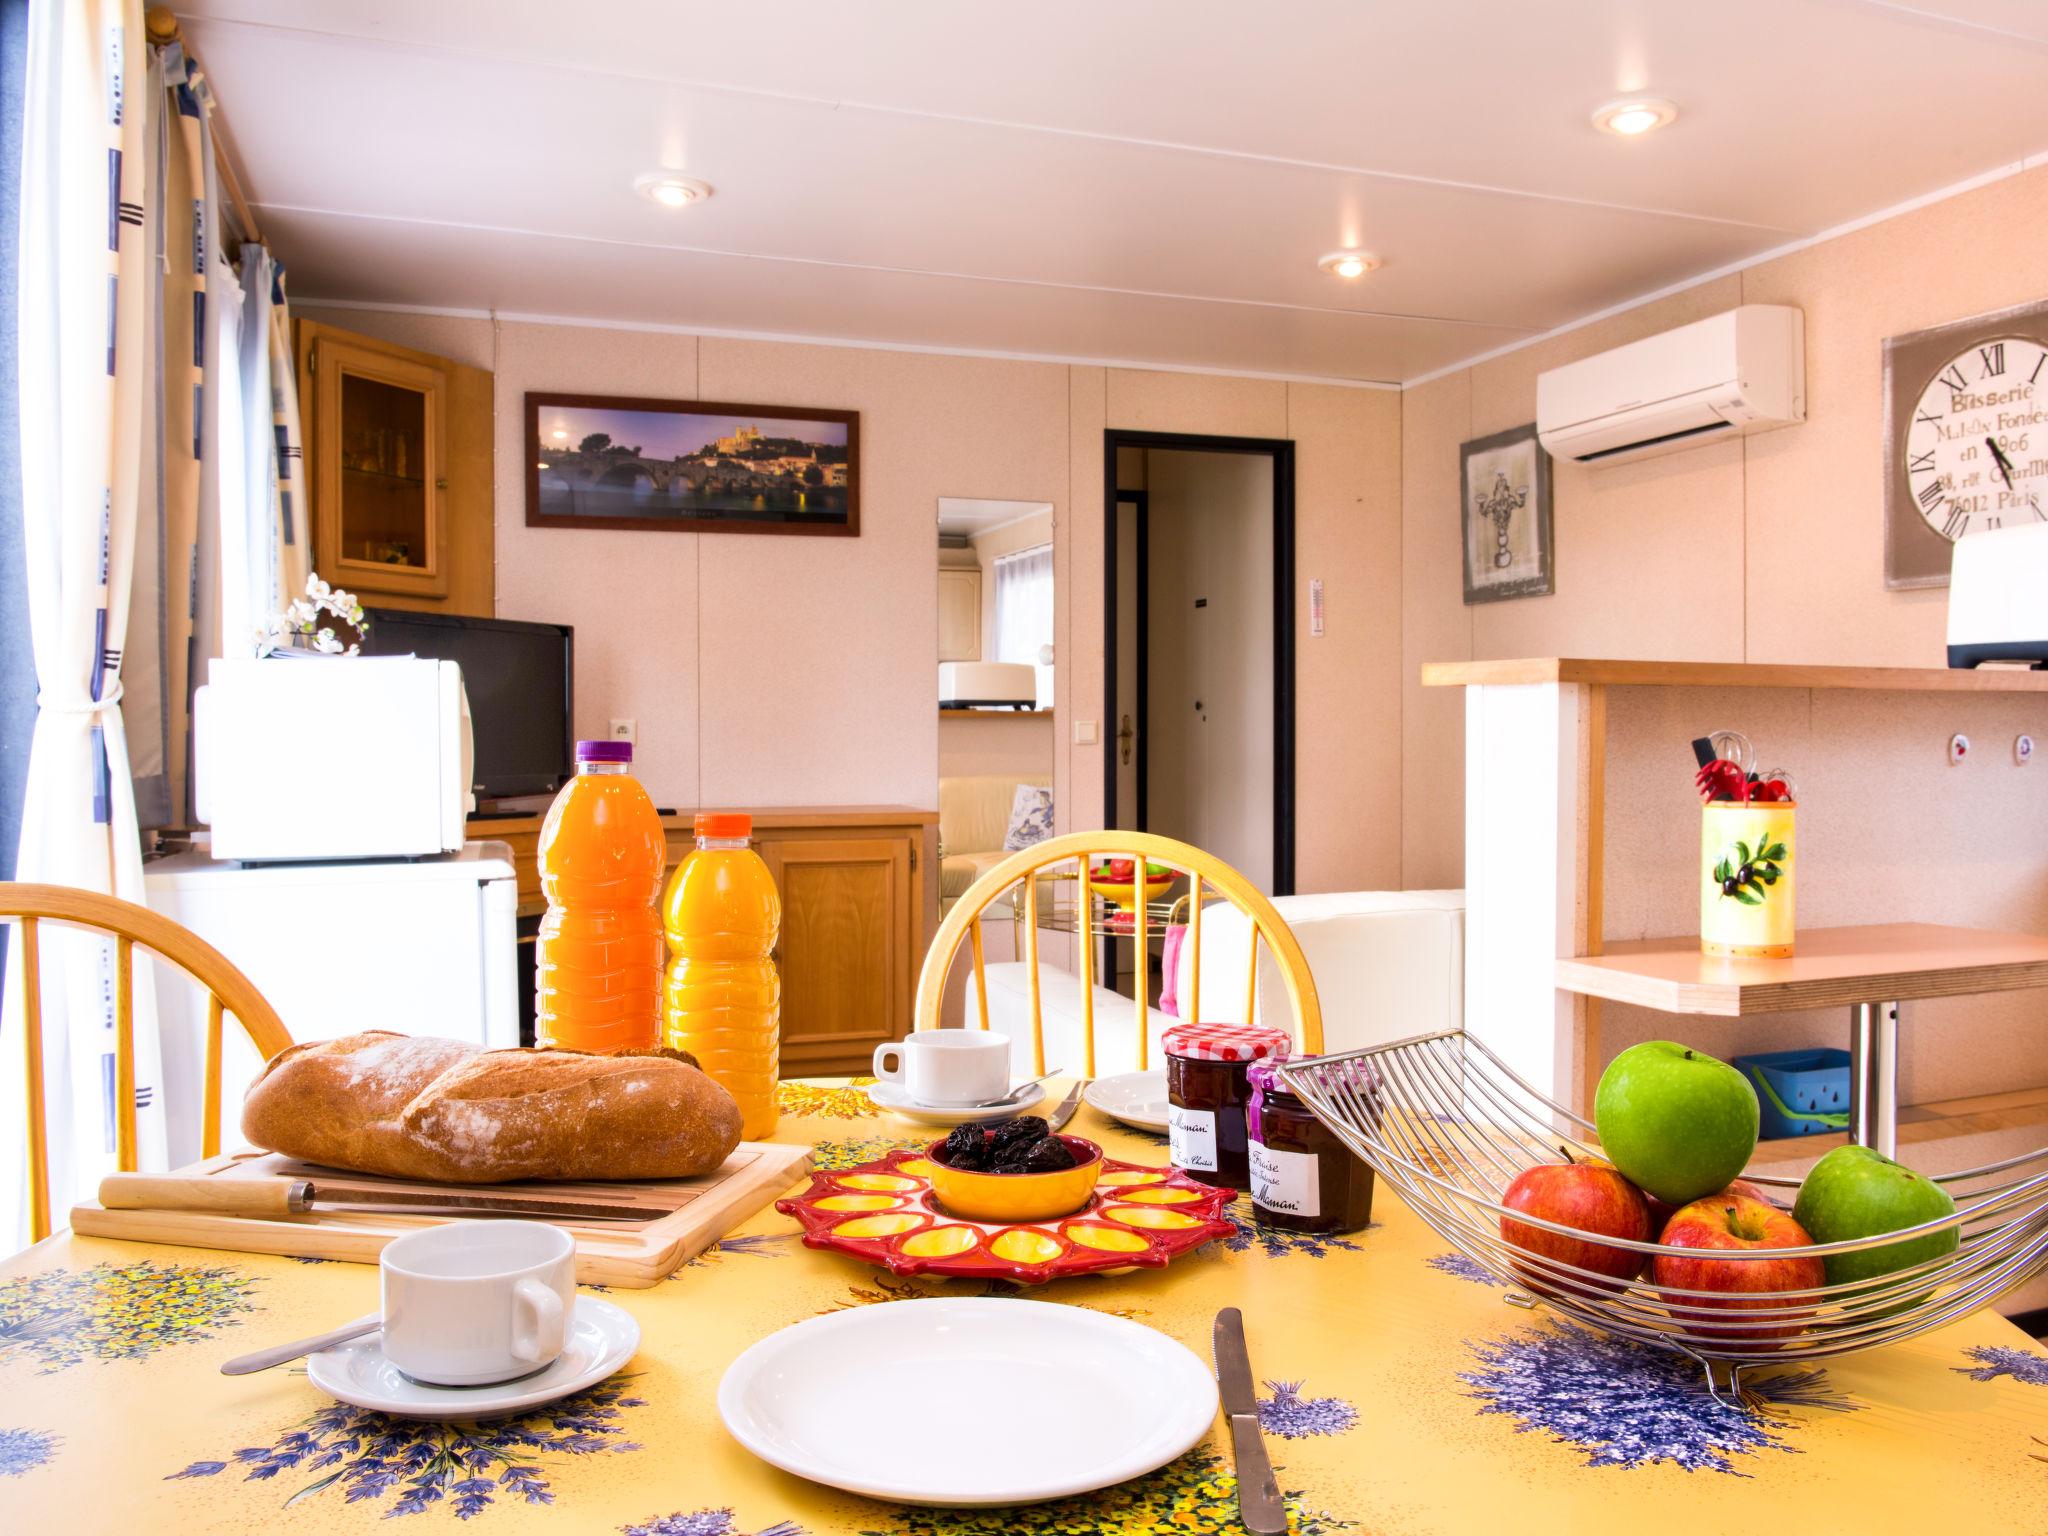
<box><xmin>1249</xmin><ymin>1139</ymin><xmax>1322</xmax><ymax>1220</ymax></box>
<box><xmin>1168</xmin><ymin>1104</ymin><xmax>1218</xmax><ymax>1171</ymax></box>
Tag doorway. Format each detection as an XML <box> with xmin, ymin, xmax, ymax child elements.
<box><xmin>1103</xmin><ymin>431</ymin><xmax>1296</xmax><ymax>897</ymax></box>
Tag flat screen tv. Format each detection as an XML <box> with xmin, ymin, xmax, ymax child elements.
<box><xmin>361</xmin><ymin>609</ymin><xmax>573</xmax><ymax>800</ymax></box>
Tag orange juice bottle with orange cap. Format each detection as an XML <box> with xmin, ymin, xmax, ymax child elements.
<box><xmin>534</xmin><ymin>740</ymin><xmax>666</xmax><ymax>1051</ymax></box>
<box><xmin>663</xmin><ymin>811</ymin><xmax>782</xmax><ymax>1138</ymax></box>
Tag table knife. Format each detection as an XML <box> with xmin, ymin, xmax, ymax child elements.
<box><xmin>1213</xmin><ymin>1306</ymin><xmax>1287</xmax><ymax>1535</ymax></box>
<box><xmin>98</xmin><ymin>1173</ymin><xmax>657</xmax><ymax>1224</ymax></box>
<box><xmin>1047</xmin><ymin>1081</ymin><xmax>1084</xmax><ymax>1133</ymax></box>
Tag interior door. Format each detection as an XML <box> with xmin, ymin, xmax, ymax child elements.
<box><xmin>760</xmin><ymin>834</ymin><xmax>910</xmax><ymax>1076</ymax></box>
<box><xmin>1114</xmin><ymin>499</ymin><xmax>1141</xmax><ymax>829</ymax></box>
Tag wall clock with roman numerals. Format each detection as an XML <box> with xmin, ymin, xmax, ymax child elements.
<box><xmin>1884</xmin><ymin>298</ymin><xmax>2048</xmax><ymax>588</ymax></box>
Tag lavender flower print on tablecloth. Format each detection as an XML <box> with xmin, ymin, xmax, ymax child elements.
<box><xmin>622</xmin><ymin>1510</ymin><xmax>804</xmax><ymax>1536</ymax></box>
<box><xmin>1461</xmin><ymin>1322</ymin><xmax>1858</xmax><ymax>1475</ymax></box>
<box><xmin>1220</xmin><ymin>1197</ymin><xmax>1369</xmax><ymax>1259</ymax></box>
<box><xmin>1258</xmin><ymin>1380</ymin><xmax>1359</xmax><ymax>1439</ymax></box>
<box><xmin>0</xmin><ymin>1426</ymin><xmax>60</xmax><ymax>1477</ymax></box>
<box><xmin>167</xmin><ymin>1375</ymin><xmax>646</xmax><ymax>1517</ymax></box>
<box><xmin>1427</xmin><ymin>1251</ymin><xmax>1503</xmax><ymax>1286</ymax></box>
<box><xmin>1955</xmin><ymin>1345</ymin><xmax>2048</xmax><ymax>1386</ymax></box>
<box><xmin>0</xmin><ymin>1261</ymin><xmax>259</xmax><ymax>1372</ymax></box>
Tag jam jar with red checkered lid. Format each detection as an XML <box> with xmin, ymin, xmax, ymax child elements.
<box><xmin>1161</xmin><ymin>1021</ymin><xmax>1293</xmax><ymax>1191</ymax></box>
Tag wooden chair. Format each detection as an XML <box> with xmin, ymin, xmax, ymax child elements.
<box><xmin>911</xmin><ymin>831</ymin><xmax>1324</xmax><ymax>1073</ymax></box>
<box><xmin>2</xmin><ymin>882</ymin><xmax>293</xmax><ymax>1242</ymax></box>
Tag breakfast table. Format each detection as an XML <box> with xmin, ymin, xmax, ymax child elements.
<box><xmin>7</xmin><ymin>1077</ymin><xmax>2048</xmax><ymax>1536</ymax></box>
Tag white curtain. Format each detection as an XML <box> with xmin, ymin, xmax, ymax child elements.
<box><xmin>993</xmin><ymin>542</ymin><xmax>1054</xmax><ymax>708</ymax></box>
<box><xmin>1</xmin><ymin>0</ymin><xmax>166</xmax><ymax>1246</ymax></box>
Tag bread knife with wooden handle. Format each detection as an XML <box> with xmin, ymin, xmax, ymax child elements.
<box><xmin>98</xmin><ymin>1173</ymin><xmax>657</xmax><ymax>1223</ymax></box>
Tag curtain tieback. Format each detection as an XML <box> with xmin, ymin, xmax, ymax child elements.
<box><xmin>37</xmin><ymin>679</ymin><xmax>125</xmax><ymax>714</ymax></box>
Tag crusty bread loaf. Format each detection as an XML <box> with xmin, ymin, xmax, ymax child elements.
<box><xmin>241</xmin><ymin>1031</ymin><xmax>744</xmax><ymax>1183</ymax></box>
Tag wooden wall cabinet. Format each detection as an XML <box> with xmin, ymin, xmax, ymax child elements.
<box><xmin>297</xmin><ymin>319</ymin><xmax>495</xmax><ymax>616</ymax></box>
<box><xmin>937</xmin><ymin>567</ymin><xmax>981</xmax><ymax>662</ymax></box>
<box><xmin>477</xmin><ymin>806</ymin><xmax>937</xmax><ymax>1077</ymax></box>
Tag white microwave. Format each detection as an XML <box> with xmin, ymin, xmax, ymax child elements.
<box><xmin>195</xmin><ymin>657</ymin><xmax>475</xmax><ymax>862</ymax></box>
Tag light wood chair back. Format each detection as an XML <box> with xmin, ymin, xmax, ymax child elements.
<box><xmin>911</xmin><ymin>831</ymin><xmax>1323</xmax><ymax>1073</ymax></box>
<box><xmin>2</xmin><ymin>882</ymin><xmax>293</xmax><ymax>1242</ymax></box>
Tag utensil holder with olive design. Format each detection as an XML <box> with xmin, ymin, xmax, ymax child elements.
<box><xmin>1700</xmin><ymin>802</ymin><xmax>1794</xmax><ymax>958</ymax></box>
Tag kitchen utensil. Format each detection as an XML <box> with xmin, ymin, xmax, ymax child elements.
<box><xmin>220</xmin><ymin>1315</ymin><xmax>382</xmax><ymax>1376</ymax></box>
<box><xmin>99</xmin><ymin>1172</ymin><xmax>658</xmax><ymax>1223</ymax></box>
<box><xmin>1277</xmin><ymin>1029</ymin><xmax>2041</xmax><ymax>1392</ymax></box>
<box><xmin>717</xmin><ymin>1297</ymin><xmax>1216</xmax><ymax>1506</ymax></box>
<box><xmin>308</xmin><ymin>1296</ymin><xmax>639</xmax><ymax>1419</ymax></box>
<box><xmin>379</xmin><ymin>1220</ymin><xmax>574</xmax><ymax>1385</ymax></box>
<box><xmin>863</xmin><ymin>1078</ymin><xmax>1045</xmax><ymax>1126</ymax></box>
<box><xmin>970</xmin><ymin>1068</ymin><xmax>1065</xmax><ymax>1108</ymax></box>
<box><xmin>872</xmin><ymin>1030</ymin><xmax>1012</xmax><ymax>1106</ymax></box>
<box><xmin>775</xmin><ymin>1146</ymin><xmax>1232</xmax><ymax>1283</ymax></box>
<box><xmin>1083</xmin><ymin>1070</ymin><xmax>1172</xmax><ymax>1131</ymax></box>
<box><xmin>1046</xmin><ymin>1080</ymin><xmax>1083</xmax><ymax>1132</ymax></box>
<box><xmin>70</xmin><ymin>1143</ymin><xmax>811</xmax><ymax>1287</ymax></box>
<box><xmin>1213</xmin><ymin>1307</ymin><xmax>1286</xmax><ymax>1535</ymax></box>
<box><xmin>922</xmin><ymin>1134</ymin><xmax>1104</xmax><ymax>1222</ymax></box>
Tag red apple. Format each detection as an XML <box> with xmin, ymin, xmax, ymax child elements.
<box><xmin>1647</xmin><ymin>1177</ymin><xmax>1783</xmax><ymax>1231</ymax></box>
<box><xmin>1654</xmin><ymin>1193</ymin><xmax>1824</xmax><ymax>1344</ymax></box>
<box><xmin>1104</xmin><ymin>859</ymin><xmax>1135</xmax><ymax>882</ymax></box>
<box><xmin>1499</xmin><ymin>1159</ymin><xmax>1653</xmax><ymax>1292</ymax></box>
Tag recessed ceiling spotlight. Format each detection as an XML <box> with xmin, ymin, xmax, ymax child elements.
<box><xmin>1591</xmin><ymin>97</ymin><xmax>1678</xmax><ymax>137</ymax></box>
<box><xmin>634</xmin><ymin>171</ymin><xmax>713</xmax><ymax>208</ymax></box>
<box><xmin>1318</xmin><ymin>250</ymin><xmax>1380</xmax><ymax>280</ymax></box>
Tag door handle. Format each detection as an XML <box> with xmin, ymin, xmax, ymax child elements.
<box><xmin>1117</xmin><ymin>713</ymin><xmax>1135</xmax><ymax>766</ymax></box>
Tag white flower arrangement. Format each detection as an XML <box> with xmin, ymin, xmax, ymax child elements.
<box><xmin>258</xmin><ymin>574</ymin><xmax>369</xmax><ymax>656</ymax></box>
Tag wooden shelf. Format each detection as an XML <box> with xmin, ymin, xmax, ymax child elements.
<box><xmin>939</xmin><ymin>708</ymin><xmax>1052</xmax><ymax>716</ymax></box>
<box><xmin>1554</xmin><ymin>923</ymin><xmax>2048</xmax><ymax>1016</ymax></box>
<box><xmin>1422</xmin><ymin>657</ymin><xmax>2048</xmax><ymax>693</ymax></box>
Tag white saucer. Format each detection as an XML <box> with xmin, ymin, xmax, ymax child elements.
<box><xmin>719</xmin><ymin>1297</ymin><xmax>1216</xmax><ymax>1506</ymax></box>
<box><xmin>1084</xmin><ymin>1070</ymin><xmax>1171</xmax><ymax>1131</ymax></box>
<box><xmin>306</xmin><ymin>1297</ymin><xmax>640</xmax><ymax>1419</ymax></box>
<box><xmin>865</xmin><ymin>1078</ymin><xmax>1045</xmax><ymax>1126</ymax></box>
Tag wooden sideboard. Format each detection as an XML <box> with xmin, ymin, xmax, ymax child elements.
<box><xmin>474</xmin><ymin>805</ymin><xmax>939</xmax><ymax>1077</ymax></box>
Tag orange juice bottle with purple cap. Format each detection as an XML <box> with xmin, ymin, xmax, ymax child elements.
<box><xmin>534</xmin><ymin>739</ymin><xmax>666</xmax><ymax>1051</ymax></box>
<box><xmin>664</xmin><ymin>813</ymin><xmax>782</xmax><ymax>1139</ymax></box>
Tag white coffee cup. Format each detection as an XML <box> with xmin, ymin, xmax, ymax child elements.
<box><xmin>873</xmin><ymin>1030</ymin><xmax>1012</xmax><ymax>1107</ymax></box>
<box><xmin>379</xmin><ymin>1220</ymin><xmax>576</xmax><ymax>1386</ymax></box>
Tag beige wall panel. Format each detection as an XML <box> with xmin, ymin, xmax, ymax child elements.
<box><xmin>1063</xmin><ymin>367</ymin><xmax>1108</xmax><ymax>837</ymax></box>
<box><xmin>1105</xmin><ymin>369</ymin><xmax>1289</xmax><ymax>439</ymax></box>
<box><xmin>297</xmin><ymin>305</ymin><xmax>494</xmax><ymax>373</ymax></box>
<box><xmin>1400</xmin><ymin>369</ymin><xmax>1473</xmax><ymax>889</ymax></box>
<box><xmin>1288</xmin><ymin>382</ymin><xmax>1403</xmax><ymax>893</ymax></box>
<box><xmin>1740</xmin><ymin>168</ymin><xmax>2048</xmax><ymax>667</ymax></box>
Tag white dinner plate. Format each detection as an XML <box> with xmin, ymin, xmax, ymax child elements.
<box><xmin>1084</xmin><ymin>1070</ymin><xmax>1172</xmax><ymax>1132</ymax></box>
<box><xmin>306</xmin><ymin>1296</ymin><xmax>640</xmax><ymax>1419</ymax></box>
<box><xmin>719</xmin><ymin>1297</ymin><xmax>1217</xmax><ymax>1506</ymax></box>
<box><xmin>865</xmin><ymin>1078</ymin><xmax>1045</xmax><ymax>1126</ymax></box>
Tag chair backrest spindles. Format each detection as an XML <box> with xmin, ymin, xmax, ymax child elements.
<box><xmin>909</xmin><ymin>834</ymin><xmax>1324</xmax><ymax>1081</ymax></box>
<box><xmin>2</xmin><ymin>882</ymin><xmax>294</xmax><ymax>1245</ymax></box>
<box><xmin>20</xmin><ymin>916</ymin><xmax>49</xmax><ymax>1243</ymax></box>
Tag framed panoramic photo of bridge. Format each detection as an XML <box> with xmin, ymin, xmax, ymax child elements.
<box><xmin>524</xmin><ymin>392</ymin><xmax>860</xmax><ymax>536</ymax></box>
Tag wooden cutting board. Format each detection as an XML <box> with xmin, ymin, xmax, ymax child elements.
<box><xmin>68</xmin><ymin>1142</ymin><xmax>811</xmax><ymax>1287</ymax></box>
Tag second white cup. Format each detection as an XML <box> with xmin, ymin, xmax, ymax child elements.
<box><xmin>873</xmin><ymin>1030</ymin><xmax>1011</xmax><ymax>1107</ymax></box>
<box><xmin>379</xmin><ymin>1220</ymin><xmax>576</xmax><ymax>1386</ymax></box>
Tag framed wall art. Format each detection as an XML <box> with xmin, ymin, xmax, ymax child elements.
<box><xmin>1460</xmin><ymin>422</ymin><xmax>1553</xmax><ymax>603</ymax></box>
<box><xmin>526</xmin><ymin>392</ymin><xmax>860</xmax><ymax>537</ymax></box>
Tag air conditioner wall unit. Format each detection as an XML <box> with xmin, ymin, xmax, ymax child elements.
<box><xmin>1536</xmin><ymin>305</ymin><xmax>1804</xmax><ymax>467</ymax></box>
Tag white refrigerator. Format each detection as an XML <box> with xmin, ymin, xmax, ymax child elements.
<box><xmin>144</xmin><ymin>840</ymin><xmax>519</xmax><ymax>1166</ymax></box>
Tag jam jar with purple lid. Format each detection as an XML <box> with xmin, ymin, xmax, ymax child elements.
<box><xmin>1246</xmin><ymin>1058</ymin><xmax>1376</xmax><ymax>1234</ymax></box>
<box><xmin>1161</xmin><ymin>1022</ymin><xmax>1294</xmax><ymax>1191</ymax></box>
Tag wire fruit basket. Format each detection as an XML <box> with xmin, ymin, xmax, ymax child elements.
<box><xmin>1277</xmin><ymin>1030</ymin><xmax>2048</xmax><ymax>1393</ymax></box>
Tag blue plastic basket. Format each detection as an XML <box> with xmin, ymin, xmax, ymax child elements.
<box><xmin>1735</xmin><ymin>1047</ymin><xmax>1851</xmax><ymax>1138</ymax></box>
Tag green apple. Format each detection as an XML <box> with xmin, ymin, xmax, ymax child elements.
<box><xmin>1593</xmin><ymin>1041</ymin><xmax>1759</xmax><ymax>1205</ymax></box>
<box><xmin>1792</xmin><ymin>1144</ymin><xmax>1958</xmax><ymax>1305</ymax></box>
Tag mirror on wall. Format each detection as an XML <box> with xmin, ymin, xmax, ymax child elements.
<box><xmin>935</xmin><ymin>497</ymin><xmax>1056</xmax><ymax>928</ymax></box>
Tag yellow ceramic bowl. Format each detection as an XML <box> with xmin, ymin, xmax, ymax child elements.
<box><xmin>923</xmin><ymin>1135</ymin><xmax>1104</xmax><ymax>1223</ymax></box>
<box><xmin>1090</xmin><ymin>876</ymin><xmax>1175</xmax><ymax>911</ymax></box>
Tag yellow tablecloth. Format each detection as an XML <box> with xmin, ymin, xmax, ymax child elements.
<box><xmin>6</xmin><ymin>1080</ymin><xmax>2048</xmax><ymax>1535</ymax></box>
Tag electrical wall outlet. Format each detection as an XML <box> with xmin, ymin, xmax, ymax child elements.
<box><xmin>610</xmin><ymin>718</ymin><xmax>636</xmax><ymax>746</ymax></box>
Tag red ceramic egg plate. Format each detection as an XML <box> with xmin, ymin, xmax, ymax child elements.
<box><xmin>775</xmin><ymin>1148</ymin><xmax>1236</xmax><ymax>1283</ymax></box>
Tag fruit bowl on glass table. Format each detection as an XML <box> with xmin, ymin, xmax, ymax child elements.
<box><xmin>1276</xmin><ymin>1029</ymin><xmax>2048</xmax><ymax>1395</ymax></box>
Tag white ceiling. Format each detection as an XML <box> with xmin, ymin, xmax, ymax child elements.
<box><xmin>937</xmin><ymin>498</ymin><xmax>1052</xmax><ymax>538</ymax></box>
<box><xmin>179</xmin><ymin>0</ymin><xmax>2048</xmax><ymax>386</ymax></box>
